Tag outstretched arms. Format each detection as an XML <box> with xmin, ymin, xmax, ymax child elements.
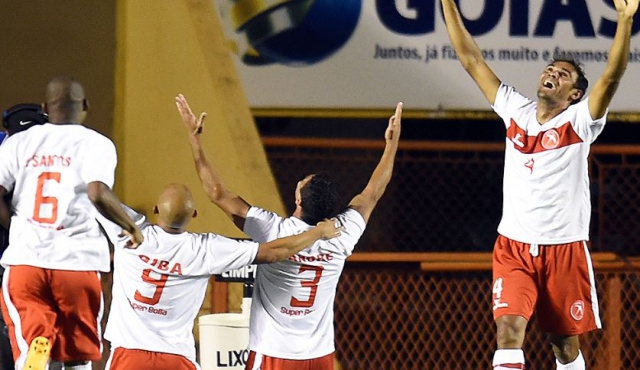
<box><xmin>175</xmin><ymin>94</ymin><xmax>251</xmax><ymax>230</ymax></box>
<box><xmin>441</xmin><ymin>0</ymin><xmax>501</xmax><ymax>105</ymax></box>
<box><xmin>588</xmin><ymin>0</ymin><xmax>638</xmax><ymax>119</ymax></box>
<box><xmin>348</xmin><ymin>103</ymin><xmax>402</xmax><ymax>223</ymax></box>
<box><xmin>254</xmin><ymin>218</ymin><xmax>343</xmax><ymax>263</ymax></box>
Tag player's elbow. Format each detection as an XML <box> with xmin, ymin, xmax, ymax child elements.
<box><xmin>87</xmin><ymin>181</ymin><xmax>110</xmax><ymax>205</ymax></box>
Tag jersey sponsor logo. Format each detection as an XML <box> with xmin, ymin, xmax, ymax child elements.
<box><xmin>570</xmin><ymin>300</ymin><xmax>585</xmax><ymax>321</ymax></box>
<box><xmin>128</xmin><ymin>298</ymin><xmax>168</xmax><ymax>316</ymax></box>
<box><xmin>507</xmin><ymin>120</ymin><xmax>583</xmax><ymax>154</ymax></box>
<box><xmin>25</xmin><ymin>154</ymin><xmax>72</xmax><ymax>168</ymax></box>
<box><xmin>281</xmin><ymin>307</ymin><xmax>316</xmax><ymax>317</ymax></box>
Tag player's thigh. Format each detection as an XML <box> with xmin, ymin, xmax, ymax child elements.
<box><xmin>246</xmin><ymin>351</ymin><xmax>335</xmax><ymax>370</ymax></box>
<box><xmin>106</xmin><ymin>348</ymin><xmax>197</xmax><ymax>370</ymax></box>
<box><xmin>1</xmin><ymin>265</ymin><xmax>58</xmax><ymax>361</ymax></box>
<box><xmin>537</xmin><ymin>242</ymin><xmax>600</xmax><ymax>335</ymax></box>
<box><xmin>49</xmin><ymin>270</ymin><xmax>103</xmax><ymax>362</ymax></box>
<box><xmin>492</xmin><ymin>235</ymin><xmax>538</xmax><ymax>321</ymax></box>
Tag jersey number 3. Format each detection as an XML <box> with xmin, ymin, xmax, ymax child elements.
<box><xmin>290</xmin><ymin>265</ymin><xmax>324</xmax><ymax>308</ymax></box>
<box><xmin>33</xmin><ymin>172</ymin><xmax>61</xmax><ymax>224</ymax></box>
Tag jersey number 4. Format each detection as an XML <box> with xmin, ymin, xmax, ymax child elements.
<box><xmin>134</xmin><ymin>269</ymin><xmax>169</xmax><ymax>305</ymax></box>
<box><xmin>290</xmin><ymin>265</ymin><xmax>324</xmax><ymax>308</ymax></box>
<box><xmin>33</xmin><ymin>172</ymin><xmax>61</xmax><ymax>224</ymax></box>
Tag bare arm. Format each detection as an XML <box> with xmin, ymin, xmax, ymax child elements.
<box><xmin>87</xmin><ymin>181</ymin><xmax>143</xmax><ymax>248</ymax></box>
<box><xmin>254</xmin><ymin>219</ymin><xmax>343</xmax><ymax>263</ymax></box>
<box><xmin>588</xmin><ymin>0</ymin><xmax>638</xmax><ymax>119</ymax></box>
<box><xmin>0</xmin><ymin>186</ymin><xmax>9</xmax><ymax>229</ymax></box>
<box><xmin>348</xmin><ymin>103</ymin><xmax>402</xmax><ymax>223</ymax></box>
<box><xmin>175</xmin><ymin>94</ymin><xmax>251</xmax><ymax>230</ymax></box>
<box><xmin>441</xmin><ymin>0</ymin><xmax>501</xmax><ymax>104</ymax></box>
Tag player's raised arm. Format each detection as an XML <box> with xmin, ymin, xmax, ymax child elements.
<box><xmin>348</xmin><ymin>103</ymin><xmax>401</xmax><ymax>223</ymax></box>
<box><xmin>254</xmin><ymin>218</ymin><xmax>343</xmax><ymax>263</ymax></box>
<box><xmin>588</xmin><ymin>0</ymin><xmax>638</xmax><ymax>119</ymax></box>
<box><xmin>175</xmin><ymin>94</ymin><xmax>251</xmax><ymax>230</ymax></box>
<box><xmin>441</xmin><ymin>0</ymin><xmax>501</xmax><ymax>105</ymax></box>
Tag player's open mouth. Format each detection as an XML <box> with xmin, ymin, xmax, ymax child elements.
<box><xmin>542</xmin><ymin>80</ymin><xmax>555</xmax><ymax>90</ymax></box>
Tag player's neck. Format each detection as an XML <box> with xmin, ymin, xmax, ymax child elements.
<box><xmin>157</xmin><ymin>223</ymin><xmax>185</xmax><ymax>234</ymax></box>
<box><xmin>536</xmin><ymin>99</ymin><xmax>569</xmax><ymax>124</ymax></box>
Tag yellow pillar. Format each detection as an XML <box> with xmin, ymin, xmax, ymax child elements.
<box><xmin>114</xmin><ymin>0</ymin><xmax>285</xmax><ymax>314</ymax></box>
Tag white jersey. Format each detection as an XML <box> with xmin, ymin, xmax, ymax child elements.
<box><xmin>244</xmin><ymin>207</ymin><xmax>366</xmax><ymax>359</ymax></box>
<box><xmin>0</xmin><ymin>123</ymin><xmax>117</xmax><ymax>272</ymax></box>
<box><xmin>492</xmin><ymin>84</ymin><xmax>606</xmax><ymax>244</ymax></box>
<box><xmin>101</xmin><ymin>207</ymin><xmax>259</xmax><ymax>366</ymax></box>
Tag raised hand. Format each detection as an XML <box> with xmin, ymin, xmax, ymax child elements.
<box><xmin>385</xmin><ymin>102</ymin><xmax>403</xmax><ymax>142</ymax></box>
<box><xmin>614</xmin><ymin>0</ymin><xmax>639</xmax><ymax>17</ymax></box>
<box><xmin>175</xmin><ymin>94</ymin><xmax>207</xmax><ymax>135</ymax></box>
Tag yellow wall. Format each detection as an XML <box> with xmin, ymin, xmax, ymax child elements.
<box><xmin>0</xmin><ymin>0</ymin><xmax>116</xmax><ymax>136</ymax></box>
<box><xmin>114</xmin><ymin>0</ymin><xmax>285</xmax><ymax>236</ymax></box>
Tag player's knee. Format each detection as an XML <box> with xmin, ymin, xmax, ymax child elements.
<box><xmin>549</xmin><ymin>336</ymin><xmax>580</xmax><ymax>364</ymax></box>
<box><xmin>495</xmin><ymin>316</ymin><xmax>527</xmax><ymax>348</ymax></box>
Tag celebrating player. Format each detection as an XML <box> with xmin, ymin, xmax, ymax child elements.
<box><xmin>176</xmin><ymin>94</ymin><xmax>401</xmax><ymax>370</ymax></box>
<box><xmin>0</xmin><ymin>77</ymin><xmax>142</xmax><ymax>370</ymax></box>
<box><xmin>441</xmin><ymin>0</ymin><xmax>639</xmax><ymax>369</ymax></box>
<box><xmin>101</xmin><ymin>183</ymin><xmax>342</xmax><ymax>370</ymax></box>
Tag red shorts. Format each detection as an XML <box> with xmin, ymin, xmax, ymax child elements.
<box><xmin>106</xmin><ymin>347</ymin><xmax>197</xmax><ymax>370</ymax></box>
<box><xmin>492</xmin><ymin>235</ymin><xmax>601</xmax><ymax>335</ymax></box>
<box><xmin>0</xmin><ymin>265</ymin><xmax>103</xmax><ymax>363</ymax></box>
<box><xmin>246</xmin><ymin>351</ymin><xmax>335</xmax><ymax>370</ymax></box>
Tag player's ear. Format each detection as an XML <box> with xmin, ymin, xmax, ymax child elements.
<box><xmin>192</xmin><ymin>210</ymin><xmax>198</xmax><ymax>219</ymax></box>
<box><xmin>82</xmin><ymin>99</ymin><xmax>89</xmax><ymax>112</ymax></box>
<box><xmin>153</xmin><ymin>205</ymin><xmax>159</xmax><ymax>215</ymax></box>
<box><xmin>570</xmin><ymin>88</ymin><xmax>583</xmax><ymax>103</ymax></box>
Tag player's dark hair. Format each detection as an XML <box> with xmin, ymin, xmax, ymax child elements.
<box><xmin>300</xmin><ymin>172</ymin><xmax>339</xmax><ymax>226</ymax></box>
<box><xmin>550</xmin><ymin>58</ymin><xmax>588</xmax><ymax>105</ymax></box>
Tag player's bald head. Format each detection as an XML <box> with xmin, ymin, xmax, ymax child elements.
<box><xmin>154</xmin><ymin>183</ymin><xmax>197</xmax><ymax>230</ymax></box>
<box><xmin>44</xmin><ymin>76</ymin><xmax>87</xmax><ymax>123</ymax></box>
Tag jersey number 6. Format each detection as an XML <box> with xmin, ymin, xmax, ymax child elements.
<box><xmin>33</xmin><ymin>171</ymin><xmax>61</xmax><ymax>224</ymax></box>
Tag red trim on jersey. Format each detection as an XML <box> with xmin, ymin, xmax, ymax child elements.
<box><xmin>506</xmin><ymin>120</ymin><xmax>583</xmax><ymax>154</ymax></box>
<box><xmin>493</xmin><ymin>364</ymin><xmax>525</xmax><ymax>369</ymax></box>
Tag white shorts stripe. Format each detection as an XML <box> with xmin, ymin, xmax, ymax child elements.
<box><xmin>2</xmin><ymin>266</ymin><xmax>30</xmax><ymax>368</ymax></box>
<box><xmin>582</xmin><ymin>242</ymin><xmax>602</xmax><ymax>328</ymax></box>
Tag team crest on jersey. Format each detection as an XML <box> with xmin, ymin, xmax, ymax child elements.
<box><xmin>541</xmin><ymin>129</ymin><xmax>560</xmax><ymax>150</ymax></box>
<box><xmin>570</xmin><ymin>300</ymin><xmax>585</xmax><ymax>321</ymax></box>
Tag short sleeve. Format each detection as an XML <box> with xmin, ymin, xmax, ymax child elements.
<box><xmin>96</xmin><ymin>204</ymin><xmax>148</xmax><ymax>246</ymax></box>
<box><xmin>573</xmin><ymin>97</ymin><xmax>607</xmax><ymax>143</ymax></box>
<box><xmin>491</xmin><ymin>84</ymin><xmax>534</xmax><ymax>128</ymax></box>
<box><xmin>0</xmin><ymin>136</ymin><xmax>18</xmax><ymax>191</ymax></box>
<box><xmin>81</xmin><ymin>134</ymin><xmax>117</xmax><ymax>188</ymax></box>
<box><xmin>244</xmin><ymin>206</ymin><xmax>283</xmax><ymax>243</ymax></box>
<box><xmin>202</xmin><ymin>234</ymin><xmax>259</xmax><ymax>274</ymax></box>
<box><xmin>326</xmin><ymin>208</ymin><xmax>367</xmax><ymax>257</ymax></box>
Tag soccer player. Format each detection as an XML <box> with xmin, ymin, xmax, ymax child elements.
<box><xmin>0</xmin><ymin>77</ymin><xmax>143</xmax><ymax>370</ymax></box>
<box><xmin>440</xmin><ymin>0</ymin><xmax>639</xmax><ymax>369</ymax></box>
<box><xmin>101</xmin><ymin>183</ymin><xmax>342</xmax><ymax>370</ymax></box>
<box><xmin>176</xmin><ymin>94</ymin><xmax>402</xmax><ymax>370</ymax></box>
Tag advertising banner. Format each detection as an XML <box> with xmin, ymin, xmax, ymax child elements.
<box><xmin>216</xmin><ymin>0</ymin><xmax>640</xmax><ymax>112</ymax></box>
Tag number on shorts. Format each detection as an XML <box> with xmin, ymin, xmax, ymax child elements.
<box><xmin>493</xmin><ymin>277</ymin><xmax>504</xmax><ymax>299</ymax></box>
<box><xmin>290</xmin><ymin>265</ymin><xmax>324</xmax><ymax>308</ymax></box>
<box><xmin>33</xmin><ymin>172</ymin><xmax>61</xmax><ymax>224</ymax></box>
<box><xmin>134</xmin><ymin>269</ymin><xmax>169</xmax><ymax>305</ymax></box>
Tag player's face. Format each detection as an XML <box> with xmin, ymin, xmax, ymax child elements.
<box><xmin>537</xmin><ymin>61</ymin><xmax>580</xmax><ymax>103</ymax></box>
